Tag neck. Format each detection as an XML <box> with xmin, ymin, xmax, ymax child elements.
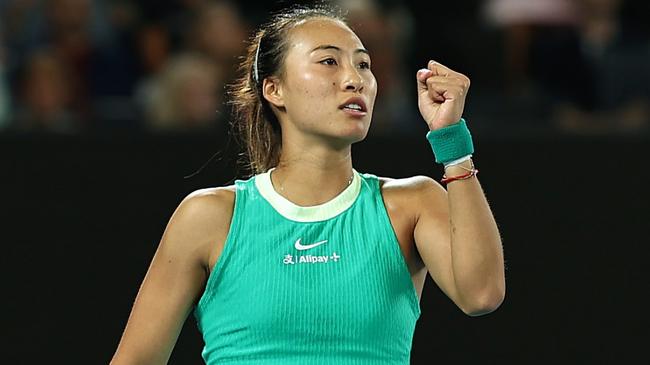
<box><xmin>270</xmin><ymin>136</ymin><xmax>354</xmax><ymax>207</ymax></box>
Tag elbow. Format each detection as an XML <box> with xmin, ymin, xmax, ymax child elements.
<box><xmin>461</xmin><ymin>287</ymin><xmax>505</xmax><ymax>317</ymax></box>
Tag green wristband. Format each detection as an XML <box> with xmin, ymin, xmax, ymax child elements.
<box><xmin>425</xmin><ymin>118</ymin><xmax>475</xmax><ymax>164</ymax></box>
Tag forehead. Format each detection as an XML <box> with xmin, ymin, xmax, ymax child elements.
<box><xmin>286</xmin><ymin>18</ymin><xmax>366</xmax><ymax>53</ymax></box>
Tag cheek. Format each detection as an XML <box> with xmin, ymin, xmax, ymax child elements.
<box><xmin>301</xmin><ymin>73</ymin><xmax>332</xmax><ymax>95</ymax></box>
<box><xmin>369</xmin><ymin>74</ymin><xmax>378</xmax><ymax>94</ymax></box>
<box><xmin>366</xmin><ymin>78</ymin><xmax>378</xmax><ymax>110</ymax></box>
<box><xmin>293</xmin><ymin>74</ymin><xmax>334</xmax><ymax>108</ymax></box>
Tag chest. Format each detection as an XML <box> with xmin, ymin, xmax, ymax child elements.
<box><xmin>197</xmin><ymin>199</ymin><xmax>423</xmax><ymax>328</ymax></box>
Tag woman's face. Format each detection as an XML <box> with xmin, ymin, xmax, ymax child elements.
<box><xmin>270</xmin><ymin>18</ymin><xmax>377</xmax><ymax>144</ymax></box>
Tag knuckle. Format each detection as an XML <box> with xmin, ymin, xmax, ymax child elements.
<box><xmin>458</xmin><ymin>78</ymin><xmax>470</xmax><ymax>90</ymax></box>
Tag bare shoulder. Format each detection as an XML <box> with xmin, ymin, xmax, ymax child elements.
<box><xmin>164</xmin><ymin>185</ymin><xmax>236</xmax><ymax>268</ymax></box>
<box><xmin>378</xmin><ymin>174</ymin><xmax>446</xmax><ymax>199</ymax></box>
<box><xmin>376</xmin><ymin>175</ymin><xmax>447</xmax><ymax>216</ymax></box>
<box><xmin>181</xmin><ymin>185</ymin><xmax>236</xmax><ymax>216</ymax></box>
<box><xmin>175</xmin><ymin>185</ymin><xmax>236</xmax><ymax>229</ymax></box>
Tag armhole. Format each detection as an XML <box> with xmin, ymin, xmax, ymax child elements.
<box><xmin>371</xmin><ymin>175</ymin><xmax>422</xmax><ymax>319</ymax></box>
<box><xmin>195</xmin><ymin>182</ymin><xmax>244</xmax><ymax>312</ymax></box>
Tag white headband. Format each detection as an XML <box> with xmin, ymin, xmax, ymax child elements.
<box><xmin>253</xmin><ymin>37</ymin><xmax>261</xmax><ymax>83</ymax></box>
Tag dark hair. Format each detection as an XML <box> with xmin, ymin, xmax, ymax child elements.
<box><xmin>228</xmin><ymin>4</ymin><xmax>346</xmax><ymax>176</ymax></box>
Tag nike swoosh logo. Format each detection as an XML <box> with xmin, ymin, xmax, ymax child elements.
<box><xmin>294</xmin><ymin>238</ymin><xmax>328</xmax><ymax>251</ymax></box>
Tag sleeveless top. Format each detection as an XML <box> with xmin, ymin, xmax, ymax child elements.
<box><xmin>193</xmin><ymin>169</ymin><xmax>421</xmax><ymax>365</ymax></box>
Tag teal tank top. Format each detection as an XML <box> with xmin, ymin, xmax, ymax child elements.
<box><xmin>193</xmin><ymin>169</ymin><xmax>421</xmax><ymax>365</ymax></box>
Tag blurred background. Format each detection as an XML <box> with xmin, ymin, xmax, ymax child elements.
<box><xmin>1</xmin><ymin>0</ymin><xmax>648</xmax><ymax>364</ymax></box>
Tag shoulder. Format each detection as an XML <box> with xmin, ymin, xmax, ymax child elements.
<box><xmin>161</xmin><ymin>186</ymin><xmax>236</xmax><ymax>266</ymax></box>
<box><xmin>174</xmin><ymin>186</ymin><xmax>236</xmax><ymax>234</ymax></box>
<box><xmin>376</xmin><ymin>174</ymin><xmax>446</xmax><ymax>198</ymax></box>
<box><xmin>181</xmin><ymin>185</ymin><xmax>236</xmax><ymax>212</ymax></box>
<box><xmin>375</xmin><ymin>174</ymin><xmax>447</xmax><ymax>215</ymax></box>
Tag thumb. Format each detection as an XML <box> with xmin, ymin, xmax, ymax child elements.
<box><xmin>416</xmin><ymin>68</ymin><xmax>432</xmax><ymax>93</ymax></box>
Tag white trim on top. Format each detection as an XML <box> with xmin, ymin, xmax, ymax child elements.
<box><xmin>254</xmin><ymin>168</ymin><xmax>361</xmax><ymax>222</ymax></box>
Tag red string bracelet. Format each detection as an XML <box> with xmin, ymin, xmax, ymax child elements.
<box><xmin>441</xmin><ymin>168</ymin><xmax>479</xmax><ymax>185</ymax></box>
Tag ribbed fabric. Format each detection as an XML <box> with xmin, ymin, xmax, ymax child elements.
<box><xmin>193</xmin><ymin>171</ymin><xmax>421</xmax><ymax>365</ymax></box>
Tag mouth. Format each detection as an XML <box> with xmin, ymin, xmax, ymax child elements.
<box><xmin>339</xmin><ymin>97</ymin><xmax>368</xmax><ymax>114</ymax></box>
<box><xmin>339</xmin><ymin>97</ymin><xmax>368</xmax><ymax>118</ymax></box>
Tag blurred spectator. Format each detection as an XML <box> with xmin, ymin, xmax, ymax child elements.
<box><xmin>337</xmin><ymin>0</ymin><xmax>422</xmax><ymax>136</ymax></box>
<box><xmin>137</xmin><ymin>23</ymin><xmax>171</xmax><ymax>77</ymax></box>
<box><xmin>138</xmin><ymin>53</ymin><xmax>223</xmax><ymax>132</ymax></box>
<box><xmin>10</xmin><ymin>49</ymin><xmax>81</xmax><ymax>133</ymax></box>
<box><xmin>528</xmin><ymin>0</ymin><xmax>650</xmax><ymax>133</ymax></box>
<box><xmin>90</xmin><ymin>0</ymin><xmax>141</xmax><ymax>127</ymax></box>
<box><xmin>483</xmin><ymin>0</ymin><xmax>649</xmax><ymax>134</ymax></box>
<box><xmin>2</xmin><ymin>0</ymin><xmax>138</xmax><ymax>128</ymax></box>
<box><xmin>185</xmin><ymin>1</ymin><xmax>249</xmax><ymax>87</ymax></box>
<box><xmin>132</xmin><ymin>23</ymin><xmax>171</xmax><ymax>131</ymax></box>
<box><xmin>142</xmin><ymin>0</ymin><xmax>212</xmax><ymax>49</ymax></box>
<box><xmin>485</xmin><ymin>0</ymin><xmax>578</xmax><ymax>24</ymax></box>
<box><xmin>483</xmin><ymin>0</ymin><xmax>579</xmax><ymax>95</ymax></box>
<box><xmin>46</xmin><ymin>0</ymin><xmax>138</xmax><ymax>124</ymax></box>
<box><xmin>131</xmin><ymin>0</ymin><xmax>247</xmax><ymax>133</ymax></box>
<box><xmin>2</xmin><ymin>0</ymin><xmax>115</xmax><ymax>78</ymax></box>
<box><xmin>1</xmin><ymin>0</ymin><xmax>647</xmax><ymax>136</ymax></box>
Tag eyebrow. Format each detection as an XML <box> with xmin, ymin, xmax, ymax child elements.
<box><xmin>310</xmin><ymin>44</ymin><xmax>370</xmax><ymax>56</ymax></box>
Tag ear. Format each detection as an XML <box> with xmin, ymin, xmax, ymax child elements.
<box><xmin>262</xmin><ymin>77</ymin><xmax>285</xmax><ymax>109</ymax></box>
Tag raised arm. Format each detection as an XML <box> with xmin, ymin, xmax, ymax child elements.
<box><xmin>412</xmin><ymin>60</ymin><xmax>505</xmax><ymax>316</ymax></box>
<box><xmin>110</xmin><ymin>187</ymin><xmax>234</xmax><ymax>364</ymax></box>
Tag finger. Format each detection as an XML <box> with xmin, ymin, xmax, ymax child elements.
<box><xmin>425</xmin><ymin>81</ymin><xmax>448</xmax><ymax>103</ymax></box>
<box><xmin>427</xmin><ymin>82</ymin><xmax>465</xmax><ymax>102</ymax></box>
<box><xmin>426</xmin><ymin>77</ymin><xmax>466</xmax><ymax>94</ymax></box>
<box><xmin>416</xmin><ymin>68</ymin><xmax>434</xmax><ymax>93</ymax></box>
<box><xmin>427</xmin><ymin>60</ymin><xmax>453</xmax><ymax>77</ymax></box>
<box><xmin>428</xmin><ymin>62</ymin><xmax>471</xmax><ymax>88</ymax></box>
<box><xmin>418</xmin><ymin>73</ymin><xmax>464</xmax><ymax>96</ymax></box>
<box><xmin>425</xmin><ymin>75</ymin><xmax>469</xmax><ymax>88</ymax></box>
<box><xmin>417</xmin><ymin>68</ymin><xmax>434</xmax><ymax>83</ymax></box>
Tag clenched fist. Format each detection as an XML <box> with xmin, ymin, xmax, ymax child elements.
<box><xmin>416</xmin><ymin>60</ymin><xmax>471</xmax><ymax>131</ymax></box>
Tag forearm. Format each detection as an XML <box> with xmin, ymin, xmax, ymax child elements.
<box><xmin>445</xmin><ymin>159</ymin><xmax>505</xmax><ymax>313</ymax></box>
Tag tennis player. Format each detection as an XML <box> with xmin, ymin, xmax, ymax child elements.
<box><xmin>111</xmin><ymin>5</ymin><xmax>505</xmax><ymax>365</ymax></box>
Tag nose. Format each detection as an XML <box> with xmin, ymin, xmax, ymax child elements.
<box><xmin>341</xmin><ymin>64</ymin><xmax>364</xmax><ymax>92</ymax></box>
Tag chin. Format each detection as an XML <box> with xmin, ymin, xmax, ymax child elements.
<box><xmin>318</xmin><ymin>128</ymin><xmax>367</xmax><ymax>148</ymax></box>
<box><xmin>310</xmin><ymin>117</ymin><xmax>371</xmax><ymax>146</ymax></box>
<box><xmin>339</xmin><ymin>124</ymin><xmax>370</xmax><ymax>144</ymax></box>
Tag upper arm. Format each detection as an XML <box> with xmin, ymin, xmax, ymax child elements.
<box><xmin>409</xmin><ymin>177</ymin><xmax>464</xmax><ymax>310</ymax></box>
<box><xmin>110</xmin><ymin>187</ymin><xmax>235</xmax><ymax>365</ymax></box>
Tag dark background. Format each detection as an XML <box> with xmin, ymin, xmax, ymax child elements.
<box><xmin>2</xmin><ymin>0</ymin><xmax>649</xmax><ymax>364</ymax></box>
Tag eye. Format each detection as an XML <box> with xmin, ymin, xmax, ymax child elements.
<box><xmin>359</xmin><ymin>61</ymin><xmax>371</xmax><ymax>70</ymax></box>
<box><xmin>320</xmin><ymin>58</ymin><xmax>337</xmax><ymax>66</ymax></box>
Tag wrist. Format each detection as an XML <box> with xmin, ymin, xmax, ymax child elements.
<box><xmin>443</xmin><ymin>154</ymin><xmax>472</xmax><ymax>168</ymax></box>
<box><xmin>441</xmin><ymin>158</ymin><xmax>479</xmax><ymax>185</ymax></box>
<box><xmin>425</xmin><ymin>118</ymin><xmax>474</xmax><ymax>165</ymax></box>
<box><xmin>444</xmin><ymin>158</ymin><xmax>474</xmax><ymax>175</ymax></box>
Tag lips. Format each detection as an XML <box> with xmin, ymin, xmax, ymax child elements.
<box><xmin>339</xmin><ymin>97</ymin><xmax>367</xmax><ymax>112</ymax></box>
